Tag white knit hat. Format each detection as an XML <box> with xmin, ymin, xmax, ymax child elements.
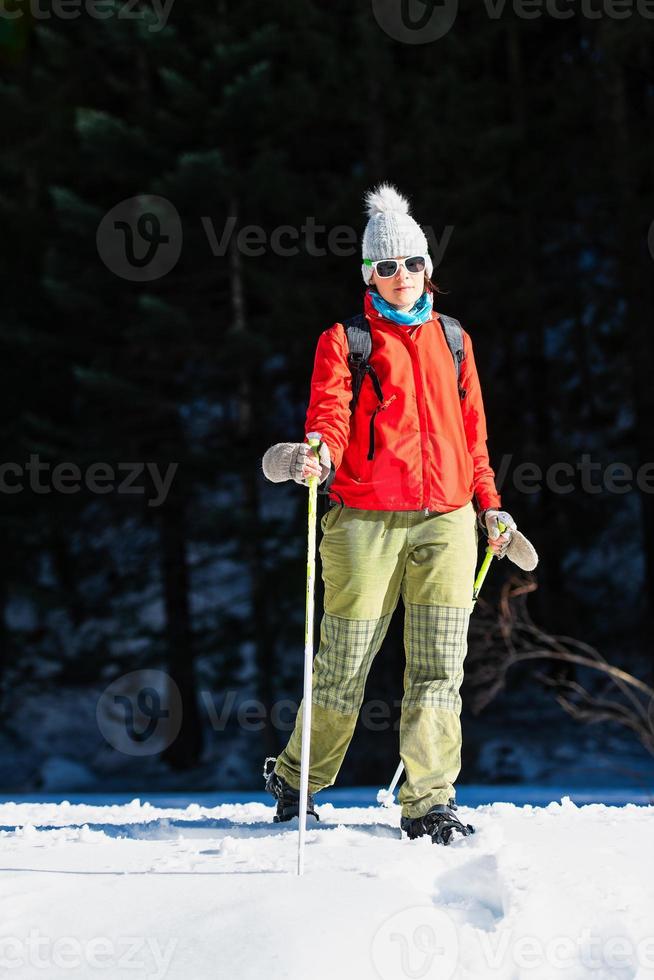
<box><xmin>361</xmin><ymin>183</ymin><xmax>433</xmax><ymax>285</ymax></box>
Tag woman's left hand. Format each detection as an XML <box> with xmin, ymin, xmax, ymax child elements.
<box><xmin>480</xmin><ymin>509</ymin><xmax>517</xmax><ymax>558</ymax></box>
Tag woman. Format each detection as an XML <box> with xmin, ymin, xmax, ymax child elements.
<box><xmin>261</xmin><ymin>184</ymin><xmax>517</xmax><ymax>845</ymax></box>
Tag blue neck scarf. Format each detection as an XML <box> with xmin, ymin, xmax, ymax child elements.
<box><xmin>369</xmin><ymin>288</ymin><xmax>434</xmax><ymax>326</ymax></box>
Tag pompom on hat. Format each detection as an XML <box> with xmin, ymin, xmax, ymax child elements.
<box><xmin>361</xmin><ymin>183</ymin><xmax>433</xmax><ymax>285</ymax></box>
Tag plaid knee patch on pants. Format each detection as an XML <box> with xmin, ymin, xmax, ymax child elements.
<box><xmin>402</xmin><ymin>603</ymin><xmax>470</xmax><ymax>712</ymax></box>
<box><xmin>311</xmin><ymin>611</ymin><xmax>392</xmax><ymax>713</ymax></box>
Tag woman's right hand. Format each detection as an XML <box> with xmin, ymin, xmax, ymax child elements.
<box><xmin>262</xmin><ymin>441</ymin><xmax>331</xmax><ymax>486</ymax></box>
<box><xmin>300</xmin><ymin>448</ymin><xmax>322</xmax><ymax>481</ymax></box>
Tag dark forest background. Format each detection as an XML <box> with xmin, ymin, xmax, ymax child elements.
<box><xmin>1</xmin><ymin>0</ymin><xmax>653</xmax><ymax>794</ymax></box>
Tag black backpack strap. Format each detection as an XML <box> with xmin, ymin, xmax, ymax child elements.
<box><xmin>343</xmin><ymin>314</ymin><xmax>384</xmax><ymax>412</ymax></box>
<box><xmin>343</xmin><ymin>314</ymin><xmax>369</xmax><ymax>357</ymax></box>
<box><xmin>343</xmin><ymin>313</ymin><xmax>385</xmax><ymax>461</ymax></box>
<box><xmin>438</xmin><ymin>314</ymin><xmax>467</xmax><ymax>400</ymax></box>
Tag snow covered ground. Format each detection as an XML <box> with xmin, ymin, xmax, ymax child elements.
<box><xmin>0</xmin><ymin>792</ymin><xmax>653</xmax><ymax>980</ymax></box>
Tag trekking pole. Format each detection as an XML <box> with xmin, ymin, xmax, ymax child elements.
<box><xmin>297</xmin><ymin>432</ymin><xmax>322</xmax><ymax>876</ymax></box>
<box><xmin>377</xmin><ymin>519</ymin><xmax>506</xmax><ymax>807</ymax></box>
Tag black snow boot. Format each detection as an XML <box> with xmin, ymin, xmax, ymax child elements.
<box><xmin>263</xmin><ymin>757</ymin><xmax>320</xmax><ymax>824</ymax></box>
<box><xmin>401</xmin><ymin>803</ymin><xmax>475</xmax><ymax>846</ymax></box>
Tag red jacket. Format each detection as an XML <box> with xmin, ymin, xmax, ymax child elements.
<box><xmin>304</xmin><ymin>289</ymin><xmax>501</xmax><ymax>515</ymax></box>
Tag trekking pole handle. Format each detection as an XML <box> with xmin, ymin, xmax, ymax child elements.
<box><xmin>304</xmin><ymin>432</ymin><xmax>322</xmax><ymax>486</ymax></box>
<box><xmin>306</xmin><ymin>432</ymin><xmax>322</xmax><ymax>453</ymax></box>
<box><xmin>472</xmin><ymin>519</ymin><xmax>507</xmax><ymax>603</ymax></box>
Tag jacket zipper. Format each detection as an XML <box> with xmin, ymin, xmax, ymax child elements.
<box><xmin>372</xmin><ymin>313</ymin><xmax>432</xmax><ymax>512</ymax></box>
<box><xmin>368</xmin><ymin>394</ymin><xmax>397</xmax><ymax>460</ymax></box>
<box><xmin>392</xmin><ymin>329</ymin><xmax>431</xmax><ymax>510</ymax></box>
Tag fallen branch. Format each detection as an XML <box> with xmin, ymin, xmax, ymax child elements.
<box><xmin>466</xmin><ymin>575</ymin><xmax>654</xmax><ymax>758</ymax></box>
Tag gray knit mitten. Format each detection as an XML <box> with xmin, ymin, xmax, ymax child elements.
<box><xmin>478</xmin><ymin>508</ymin><xmax>538</xmax><ymax>570</ymax></box>
<box><xmin>504</xmin><ymin>529</ymin><xmax>539</xmax><ymax>571</ymax></box>
<box><xmin>261</xmin><ymin>441</ymin><xmax>331</xmax><ymax>486</ymax></box>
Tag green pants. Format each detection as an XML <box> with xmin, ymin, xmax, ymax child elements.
<box><xmin>274</xmin><ymin>501</ymin><xmax>478</xmax><ymax>819</ymax></box>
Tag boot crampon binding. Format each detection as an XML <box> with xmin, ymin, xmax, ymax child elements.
<box><xmin>263</xmin><ymin>757</ymin><xmax>320</xmax><ymax>824</ymax></box>
<box><xmin>401</xmin><ymin>802</ymin><xmax>475</xmax><ymax>846</ymax></box>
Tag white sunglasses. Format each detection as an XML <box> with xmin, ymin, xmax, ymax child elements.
<box><xmin>363</xmin><ymin>255</ymin><xmax>427</xmax><ymax>278</ymax></box>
